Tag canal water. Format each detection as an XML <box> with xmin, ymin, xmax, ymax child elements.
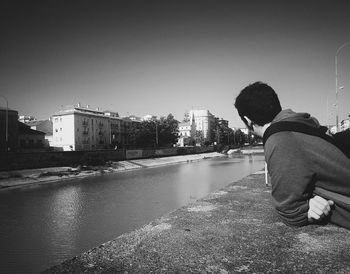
<box><xmin>0</xmin><ymin>154</ymin><xmax>265</xmax><ymax>273</ymax></box>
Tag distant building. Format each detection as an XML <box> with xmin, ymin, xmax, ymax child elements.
<box><xmin>128</xmin><ymin>115</ymin><xmax>142</xmax><ymax>122</ymax></box>
<box><xmin>25</xmin><ymin>119</ymin><xmax>53</xmax><ymax>147</ymax></box>
<box><xmin>177</xmin><ymin>121</ymin><xmax>196</xmax><ymax>146</ymax></box>
<box><xmin>178</xmin><ymin>121</ymin><xmax>195</xmax><ymax>138</ymax></box>
<box><xmin>52</xmin><ymin>105</ymin><xmax>140</xmax><ymax>151</ymax></box>
<box><xmin>18</xmin><ymin>115</ymin><xmax>36</xmax><ymax>123</ymax></box>
<box><xmin>18</xmin><ymin>122</ymin><xmax>46</xmax><ymax>151</ymax></box>
<box><xmin>340</xmin><ymin>116</ymin><xmax>350</xmax><ymax>132</ymax></box>
<box><xmin>217</xmin><ymin>118</ymin><xmax>229</xmax><ymax>128</ymax></box>
<box><xmin>189</xmin><ymin>109</ymin><xmax>216</xmax><ymax>142</ymax></box>
<box><xmin>330</xmin><ymin>115</ymin><xmax>350</xmax><ymax>134</ymax></box>
<box><xmin>142</xmin><ymin>114</ymin><xmax>157</xmax><ymax>121</ymax></box>
<box><xmin>177</xmin><ymin>109</ymin><xmax>217</xmax><ymax>146</ymax></box>
<box><xmin>0</xmin><ymin>107</ymin><xmax>19</xmax><ymax>152</ymax></box>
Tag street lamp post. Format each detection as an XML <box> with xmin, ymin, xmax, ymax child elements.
<box><xmin>155</xmin><ymin>122</ymin><xmax>159</xmax><ymax>147</ymax></box>
<box><xmin>335</xmin><ymin>42</ymin><xmax>348</xmax><ymax>132</ymax></box>
<box><xmin>0</xmin><ymin>95</ymin><xmax>8</xmax><ymax>152</ymax></box>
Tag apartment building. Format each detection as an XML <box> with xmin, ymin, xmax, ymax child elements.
<box><xmin>340</xmin><ymin>116</ymin><xmax>350</xmax><ymax>132</ymax></box>
<box><xmin>330</xmin><ymin>115</ymin><xmax>350</xmax><ymax>134</ymax></box>
<box><xmin>189</xmin><ymin>109</ymin><xmax>215</xmax><ymax>142</ymax></box>
<box><xmin>52</xmin><ymin>106</ymin><xmax>138</xmax><ymax>151</ymax></box>
<box><xmin>177</xmin><ymin>120</ymin><xmax>196</xmax><ymax>146</ymax></box>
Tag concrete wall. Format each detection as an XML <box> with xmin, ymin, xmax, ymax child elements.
<box><xmin>0</xmin><ymin>146</ymin><xmax>215</xmax><ymax>171</ymax></box>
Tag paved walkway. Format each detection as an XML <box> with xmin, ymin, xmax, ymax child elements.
<box><xmin>44</xmin><ymin>173</ymin><xmax>350</xmax><ymax>273</ymax></box>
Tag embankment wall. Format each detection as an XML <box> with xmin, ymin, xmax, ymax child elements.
<box><xmin>1</xmin><ymin>146</ymin><xmax>214</xmax><ymax>171</ymax></box>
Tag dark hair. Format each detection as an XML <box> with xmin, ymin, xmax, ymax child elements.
<box><xmin>234</xmin><ymin>82</ymin><xmax>282</xmax><ymax>126</ymax></box>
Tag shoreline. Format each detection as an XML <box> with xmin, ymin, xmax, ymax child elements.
<box><xmin>0</xmin><ymin>152</ymin><xmax>225</xmax><ymax>191</ymax></box>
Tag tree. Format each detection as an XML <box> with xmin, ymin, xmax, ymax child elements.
<box><xmin>195</xmin><ymin>130</ymin><xmax>205</xmax><ymax>146</ymax></box>
<box><xmin>158</xmin><ymin>114</ymin><xmax>179</xmax><ymax>147</ymax></box>
<box><xmin>234</xmin><ymin>129</ymin><xmax>246</xmax><ymax>146</ymax></box>
<box><xmin>128</xmin><ymin>114</ymin><xmax>179</xmax><ymax>148</ymax></box>
<box><xmin>212</xmin><ymin>118</ymin><xmax>231</xmax><ymax>145</ymax></box>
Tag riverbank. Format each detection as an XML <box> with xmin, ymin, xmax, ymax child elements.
<box><xmin>44</xmin><ymin>172</ymin><xmax>350</xmax><ymax>273</ymax></box>
<box><xmin>0</xmin><ymin>152</ymin><xmax>223</xmax><ymax>191</ymax></box>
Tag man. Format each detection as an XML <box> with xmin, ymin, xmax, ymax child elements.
<box><xmin>234</xmin><ymin>81</ymin><xmax>350</xmax><ymax>229</ymax></box>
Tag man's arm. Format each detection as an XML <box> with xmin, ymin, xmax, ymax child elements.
<box><xmin>265</xmin><ymin>133</ymin><xmax>316</xmax><ymax>226</ymax></box>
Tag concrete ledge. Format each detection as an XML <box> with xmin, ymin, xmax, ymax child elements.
<box><xmin>43</xmin><ymin>173</ymin><xmax>350</xmax><ymax>273</ymax></box>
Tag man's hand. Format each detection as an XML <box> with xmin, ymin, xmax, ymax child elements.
<box><xmin>308</xmin><ymin>195</ymin><xmax>334</xmax><ymax>223</ymax></box>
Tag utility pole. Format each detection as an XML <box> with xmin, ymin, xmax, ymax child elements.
<box><xmin>335</xmin><ymin>42</ymin><xmax>348</xmax><ymax>132</ymax></box>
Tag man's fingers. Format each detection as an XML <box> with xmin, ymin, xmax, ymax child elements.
<box><xmin>311</xmin><ymin>196</ymin><xmax>334</xmax><ymax>210</ymax></box>
<box><xmin>308</xmin><ymin>210</ymin><xmax>321</xmax><ymax>220</ymax></box>
<box><xmin>310</xmin><ymin>207</ymin><xmax>323</xmax><ymax>217</ymax></box>
<box><xmin>313</xmin><ymin>195</ymin><xmax>330</xmax><ymax>206</ymax></box>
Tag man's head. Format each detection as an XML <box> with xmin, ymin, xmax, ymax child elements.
<box><xmin>235</xmin><ymin>82</ymin><xmax>282</xmax><ymax>129</ymax></box>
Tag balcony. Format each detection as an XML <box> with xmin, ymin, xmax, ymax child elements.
<box><xmin>82</xmin><ymin>121</ymin><xmax>88</xmax><ymax>126</ymax></box>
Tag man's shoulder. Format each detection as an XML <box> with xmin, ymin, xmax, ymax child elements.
<box><xmin>264</xmin><ymin>130</ymin><xmax>321</xmax><ymax>159</ymax></box>
<box><xmin>265</xmin><ymin>130</ymin><xmax>298</xmax><ymax>147</ymax></box>
<box><xmin>264</xmin><ymin>131</ymin><xmax>301</xmax><ymax>159</ymax></box>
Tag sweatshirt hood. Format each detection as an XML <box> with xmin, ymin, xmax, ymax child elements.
<box><xmin>272</xmin><ymin>109</ymin><xmax>320</xmax><ymax>128</ymax></box>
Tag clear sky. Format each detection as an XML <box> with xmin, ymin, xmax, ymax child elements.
<box><xmin>1</xmin><ymin>0</ymin><xmax>349</xmax><ymax>128</ymax></box>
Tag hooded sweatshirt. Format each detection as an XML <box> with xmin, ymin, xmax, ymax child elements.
<box><xmin>264</xmin><ymin>109</ymin><xmax>350</xmax><ymax>228</ymax></box>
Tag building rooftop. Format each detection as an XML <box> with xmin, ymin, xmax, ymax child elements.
<box><xmin>179</xmin><ymin>122</ymin><xmax>190</xmax><ymax>126</ymax></box>
<box><xmin>18</xmin><ymin>122</ymin><xmax>45</xmax><ymax>135</ymax></box>
<box><xmin>25</xmin><ymin>120</ymin><xmax>53</xmax><ymax>135</ymax></box>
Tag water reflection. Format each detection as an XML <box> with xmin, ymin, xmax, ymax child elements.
<box><xmin>0</xmin><ymin>155</ymin><xmax>264</xmax><ymax>273</ymax></box>
<box><xmin>48</xmin><ymin>186</ymin><xmax>83</xmax><ymax>254</ymax></box>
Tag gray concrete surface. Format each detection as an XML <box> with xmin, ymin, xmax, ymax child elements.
<box><xmin>43</xmin><ymin>172</ymin><xmax>350</xmax><ymax>273</ymax></box>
